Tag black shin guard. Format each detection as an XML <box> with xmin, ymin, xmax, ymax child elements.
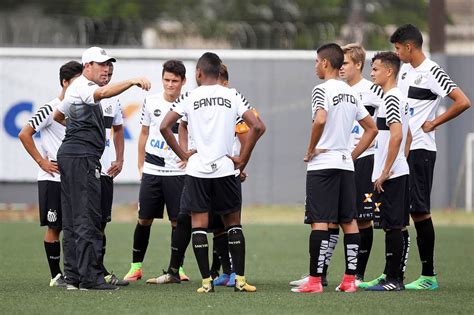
<box><xmin>414</xmin><ymin>218</ymin><xmax>436</xmax><ymax>276</ymax></box>
<box><xmin>132</xmin><ymin>223</ymin><xmax>151</xmax><ymax>263</ymax></box>
<box><xmin>192</xmin><ymin>228</ymin><xmax>210</xmax><ymax>279</ymax></box>
<box><xmin>214</xmin><ymin>233</ymin><xmax>232</xmax><ymax>275</ymax></box>
<box><xmin>44</xmin><ymin>241</ymin><xmax>62</xmax><ymax>278</ymax></box>
<box><xmin>385</xmin><ymin>229</ymin><xmax>404</xmax><ymax>280</ymax></box>
<box><xmin>356</xmin><ymin>226</ymin><xmax>373</xmax><ymax>278</ymax></box>
<box><xmin>310</xmin><ymin>230</ymin><xmax>329</xmax><ymax>277</ymax></box>
<box><xmin>227</xmin><ymin>225</ymin><xmax>245</xmax><ymax>276</ymax></box>
<box><xmin>169</xmin><ymin>214</ymin><xmax>191</xmax><ymax>274</ymax></box>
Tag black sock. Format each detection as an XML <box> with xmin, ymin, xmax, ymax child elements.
<box><xmin>227</xmin><ymin>225</ymin><xmax>245</xmax><ymax>276</ymax></box>
<box><xmin>214</xmin><ymin>233</ymin><xmax>232</xmax><ymax>275</ymax></box>
<box><xmin>400</xmin><ymin>229</ymin><xmax>410</xmax><ymax>280</ymax></box>
<box><xmin>101</xmin><ymin>233</ymin><xmax>109</xmax><ymax>276</ymax></box>
<box><xmin>322</xmin><ymin>228</ymin><xmax>339</xmax><ymax>276</ymax></box>
<box><xmin>344</xmin><ymin>233</ymin><xmax>360</xmax><ymax>275</ymax></box>
<box><xmin>168</xmin><ymin>214</ymin><xmax>191</xmax><ymax>274</ymax></box>
<box><xmin>356</xmin><ymin>226</ymin><xmax>373</xmax><ymax>278</ymax></box>
<box><xmin>414</xmin><ymin>218</ymin><xmax>436</xmax><ymax>276</ymax></box>
<box><xmin>192</xmin><ymin>228</ymin><xmax>210</xmax><ymax>279</ymax></box>
<box><xmin>385</xmin><ymin>229</ymin><xmax>403</xmax><ymax>280</ymax></box>
<box><xmin>44</xmin><ymin>241</ymin><xmax>62</xmax><ymax>278</ymax></box>
<box><xmin>210</xmin><ymin>243</ymin><xmax>221</xmax><ymax>276</ymax></box>
<box><xmin>132</xmin><ymin>223</ymin><xmax>151</xmax><ymax>263</ymax></box>
<box><xmin>309</xmin><ymin>230</ymin><xmax>329</xmax><ymax>277</ymax></box>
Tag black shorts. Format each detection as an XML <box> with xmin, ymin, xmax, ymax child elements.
<box><xmin>372</xmin><ymin>175</ymin><xmax>410</xmax><ymax>229</ymax></box>
<box><xmin>38</xmin><ymin>180</ymin><xmax>62</xmax><ymax>229</ymax></box>
<box><xmin>408</xmin><ymin>149</ymin><xmax>436</xmax><ymax>214</ymax></box>
<box><xmin>180</xmin><ymin>175</ymin><xmax>242</xmax><ymax>216</ymax></box>
<box><xmin>138</xmin><ymin>173</ymin><xmax>184</xmax><ymax>220</ymax></box>
<box><xmin>305</xmin><ymin>169</ymin><xmax>356</xmax><ymax>224</ymax></box>
<box><xmin>354</xmin><ymin>155</ymin><xmax>375</xmax><ymax>221</ymax></box>
<box><xmin>100</xmin><ymin>176</ymin><xmax>113</xmax><ymax>223</ymax></box>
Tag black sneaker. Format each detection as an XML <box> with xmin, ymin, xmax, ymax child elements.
<box><xmin>80</xmin><ymin>283</ymin><xmax>120</xmax><ymax>291</ymax></box>
<box><xmin>365</xmin><ymin>278</ymin><xmax>404</xmax><ymax>291</ymax></box>
<box><xmin>105</xmin><ymin>273</ymin><xmax>129</xmax><ymax>286</ymax></box>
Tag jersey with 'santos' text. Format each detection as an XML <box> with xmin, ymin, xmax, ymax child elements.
<box><xmin>349</xmin><ymin>78</ymin><xmax>383</xmax><ymax>159</ymax></box>
<box><xmin>398</xmin><ymin>58</ymin><xmax>457</xmax><ymax>152</ymax></box>
<box><xmin>140</xmin><ymin>93</ymin><xmax>184</xmax><ymax>176</ymax></box>
<box><xmin>171</xmin><ymin>85</ymin><xmax>250</xmax><ymax>178</ymax></box>
<box><xmin>308</xmin><ymin>79</ymin><xmax>369</xmax><ymax>172</ymax></box>
<box><xmin>28</xmin><ymin>98</ymin><xmax>65</xmax><ymax>182</ymax></box>
<box><xmin>372</xmin><ymin>87</ymin><xmax>410</xmax><ymax>181</ymax></box>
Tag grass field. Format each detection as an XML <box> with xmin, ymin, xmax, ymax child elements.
<box><xmin>0</xmin><ymin>209</ymin><xmax>473</xmax><ymax>314</ymax></box>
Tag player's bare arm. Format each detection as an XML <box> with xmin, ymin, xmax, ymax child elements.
<box><xmin>351</xmin><ymin>115</ymin><xmax>378</xmax><ymax>160</ymax></box>
<box><xmin>303</xmin><ymin>108</ymin><xmax>327</xmax><ymax>162</ymax></box>
<box><xmin>93</xmin><ymin>77</ymin><xmax>151</xmax><ymax>102</ymax></box>
<box><xmin>178</xmin><ymin>121</ymin><xmax>189</xmax><ymax>151</ymax></box>
<box><xmin>160</xmin><ymin>111</ymin><xmax>196</xmax><ymax>162</ymax></box>
<box><xmin>422</xmin><ymin>88</ymin><xmax>471</xmax><ymax>132</ymax></box>
<box><xmin>137</xmin><ymin>125</ymin><xmax>149</xmax><ymax>177</ymax></box>
<box><xmin>53</xmin><ymin>109</ymin><xmax>66</xmax><ymax>126</ymax></box>
<box><xmin>18</xmin><ymin>125</ymin><xmax>59</xmax><ymax>177</ymax></box>
<box><xmin>374</xmin><ymin>122</ymin><xmax>402</xmax><ymax>193</ymax></box>
<box><xmin>228</xmin><ymin>109</ymin><xmax>264</xmax><ymax>172</ymax></box>
<box><xmin>107</xmin><ymin>124</ymin><xmax>124</xmax><ymax>178</ymax></box>
<box><xmin>405</xmin><ymin>127</ymin><xmax>412</xmax><ymax>158</ymax></box>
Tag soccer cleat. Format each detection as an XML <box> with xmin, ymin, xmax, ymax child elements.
<box><xmin>234</xmin><ymin>275</ymin><xmax>256</xmax><ymax>292</ymax></box>
<box><xmin>335</xmin><ymin>274</ymin><xmax>357</xmax><ymax>292</ymax></box>
<box><xmin>291</xmin><ymin>276</ymin><xmax>323</xmax><ymax>293</ymax></box>
<box><xmin>289</xmin><ymin>274</ymin><xmax>309</xmax><ymax>286</ymax></box>
<box><xmin>123</xmin><ymin>262</ymin><xmax>142</xmax><ymax>281</ymax></box>
<box><xmin>405</xmin><ymin>275</ymin><xmax>438</xmax><ymax>290</ymax></box>
<box><xmin>105</xmin><ymin>273</ymin><xmax>129</xmax><ymax>286</ymax></box>
<box><xmin>79</xmin><ymin>283</ymin><xmax>120</xmax><ymax>291</ymax></box>
<box><xmin>179</xmin><ymin>266</ymin><xmax>190</xmax><ymax>281</ymax></box>
<box><xmin>50</xmin><ymin>273</ymin><xmax>67</xmax><ymax>288</ymax></box>
<box><xmin>358</xmin><ymin>273</ymin><xmax>386</xmax><ymax>289</ymax></box>
<box><xmin>197</xmin><ymin>277</ymin><xmax>214</xmax><ymax>293</ymax></box>
<box><xmin>146</xmin><ymin>270</ymin><xmax>181</xmax><ymax>284</ymax></box>
<box><xmin>365</xmin><ymin>279</ymin><xmax>404</xmax><ymax>291</ymax></box>
<box><xmin>227</xmin><ymin>272</ymin><xmax>236</xmax><ymax>287</ymax></box>
<box><xmin>213</xmin><ymin>273</ymin><xmax>230</xmax><ymax>286</ymax></box>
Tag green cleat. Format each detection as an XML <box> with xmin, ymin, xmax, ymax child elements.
<box><xmin>405</xmin><ymin>275</ymin><xmax>438</xmax><ymax>290</ymax></box>
<box><xmin>123</xmin><ymin>262</ymin><xmax>143</xmax><ymax>281</ymax></box>
<box><xmin>358</xmin><ymin>274</ymin><xmax>386</xmax><ymax>289</ymax></box>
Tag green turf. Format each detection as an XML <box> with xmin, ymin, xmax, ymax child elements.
<box><xmin>0</xmin><ymin>222</ymin><xmax>473</xmax><ymax>314</ymax></box>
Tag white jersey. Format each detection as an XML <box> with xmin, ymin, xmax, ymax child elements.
<box><xmin>171</xmin><ymin>85</ymin><xmax>251</xmax><ymax>178</ymax></box>
<box><xmin>398</xmin><ymin>58</ymin><xmax>457</xmax><ymax>152</ymax></box>
<box><xmin>349</xmin><ymin>79</ymin><xmax>384</xmax><ymax>159</ymax></box>
<box><xmin>28</xmin><ymin>98</ymin><xmax>65</xmax><ymax>182</ymax></box>
<box><xmin>307</xmin><ymin>79</ymin><xmax>369</xmax><ymax>171</ymax></box>
<box><xmin>372</xmin><ymin>87</ymin><xmax>410</xmax><ymax>181</ymax></box>
<box><xmin>141</xmin><ymin>93</ymin><xmax>184</xmax><ymax>176</ymax></box>
<box><xmin>100</xmin><ymin>97</ymin><xmax>123</xmax><ymax>176</ymax></box>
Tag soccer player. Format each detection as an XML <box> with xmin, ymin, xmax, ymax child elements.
<box><xmin>291</xmin><ymin>43</ymin><xmax>377</xmax><ymax>293</ymax></box>
<box><xmin>123</xmin><ymin>60</ymin><xmax>190</xmax><ymax>282</ymax></box>
<box><xmin>54</xmin><ymin>46</ymin><xmax>151</xmax><ymax>290</ymax></box>
<box><xmin>18</xmin><ymin>61</ymin><xmax>83</xmax><ymax>287</ymax></box>
<box><xmin>390</xmin><ymin>24</ymin><xmax>471</xmax><ymax>290</ymax></box>
<box><xmin>365</xmin><ymin>51</ymin><xmax>411</xmax><ymax>291</ymax></box>
<box><xmin>160</xmin><ymin>52</ymin><xmax>264</xmax><ymax>293</ymax></box>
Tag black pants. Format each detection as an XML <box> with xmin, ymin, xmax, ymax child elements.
<box><xmin>58</xmin><ymin>156</ymin><xmax>104</xmax><ymax>287</ymax></box>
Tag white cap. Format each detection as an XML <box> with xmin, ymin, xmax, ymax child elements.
<box><xmin>82</xmin><ymin>47</ymin><xmax>116</xmax><ymax>64</ymax></box>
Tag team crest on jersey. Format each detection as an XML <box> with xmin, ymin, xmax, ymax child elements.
<box><xmin>154</xmin><ymin>109</ymin><xmax>161</xmax><ymax>117</ymax></box>
<box><xmin>105</xmin><ymin>105</ymin><xmax>112</xmax><ymax>114</ymax></box>
<box><xmin>414</xmin><ymin>75</ymin><xmax>423</xmax><ymax>85</ymax></box>
<box><xmin>401</xmin><ymin>72</ymin><xmax>407</xmax><ymax>80</ymax></box>
<box><xmin>211</xmin><ymin>163</ymin><xmax>217</xmax><ymax>171</ymax></box>
<box><xmin>47</xmin><ymin>209</ymin><xmax>57</xmax><ymax>222</ymax></box>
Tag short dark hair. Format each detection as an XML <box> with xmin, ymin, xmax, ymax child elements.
<box><xmin>197</xmin><ymin>52</ymin><xmax>222</xmax><ymax>79</ymax></box>
<box><xmin>390</xmin><ymin>24</ymin><xmax>423</xmax><ymax>48</ymax></box>
<box><xmin>372</xmin><ymin>51</ymin><xmax>401</xmax><ymax>77</ymax></box>
<box><xmin>59</xmin><ymin>61</ymin><xmax>82</xmax><ymax>87</ymax></box>
<box><xmin>219</xmin><ymin>64</ymin><xmax>229</xmax><ymax>82</ymax></box>
<box><xmin>317</xmin><ymin>43</ymin><xmax>344</xmax><ymax>69</ymax></box>
<box><xmin>162</xmin><ymin>60</ymin><xmax>186</xmax><ymax>80</ymax></box>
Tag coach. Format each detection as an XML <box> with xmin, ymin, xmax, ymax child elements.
<box><xmin>55</xmin><ymin>47</ymin><xmax>151</xmax><ymax>290</ymax></box>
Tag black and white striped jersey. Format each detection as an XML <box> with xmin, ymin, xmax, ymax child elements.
<box><xmin>100</xmin><ymin>97</ymin><xmax>123</xmax><ymax>176</ymax></box>
<box><xmin>28</xmin><ymin>98</ymin><xmax>65</xmax><ymax>182</ymax></box>
<box><xmin>349</xmin><ymin>78</ymin><xmax>384</xmax><ymax>159</ymax></box>
<box><xmin>398</xmin><ymin>58</ymin><xmax>457</xmax><ymax>152</ymax></box>
<box><xmin>372</xmin><ymin>87</ymin><xmax>409</xmax><ymax>181</ymax></box>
